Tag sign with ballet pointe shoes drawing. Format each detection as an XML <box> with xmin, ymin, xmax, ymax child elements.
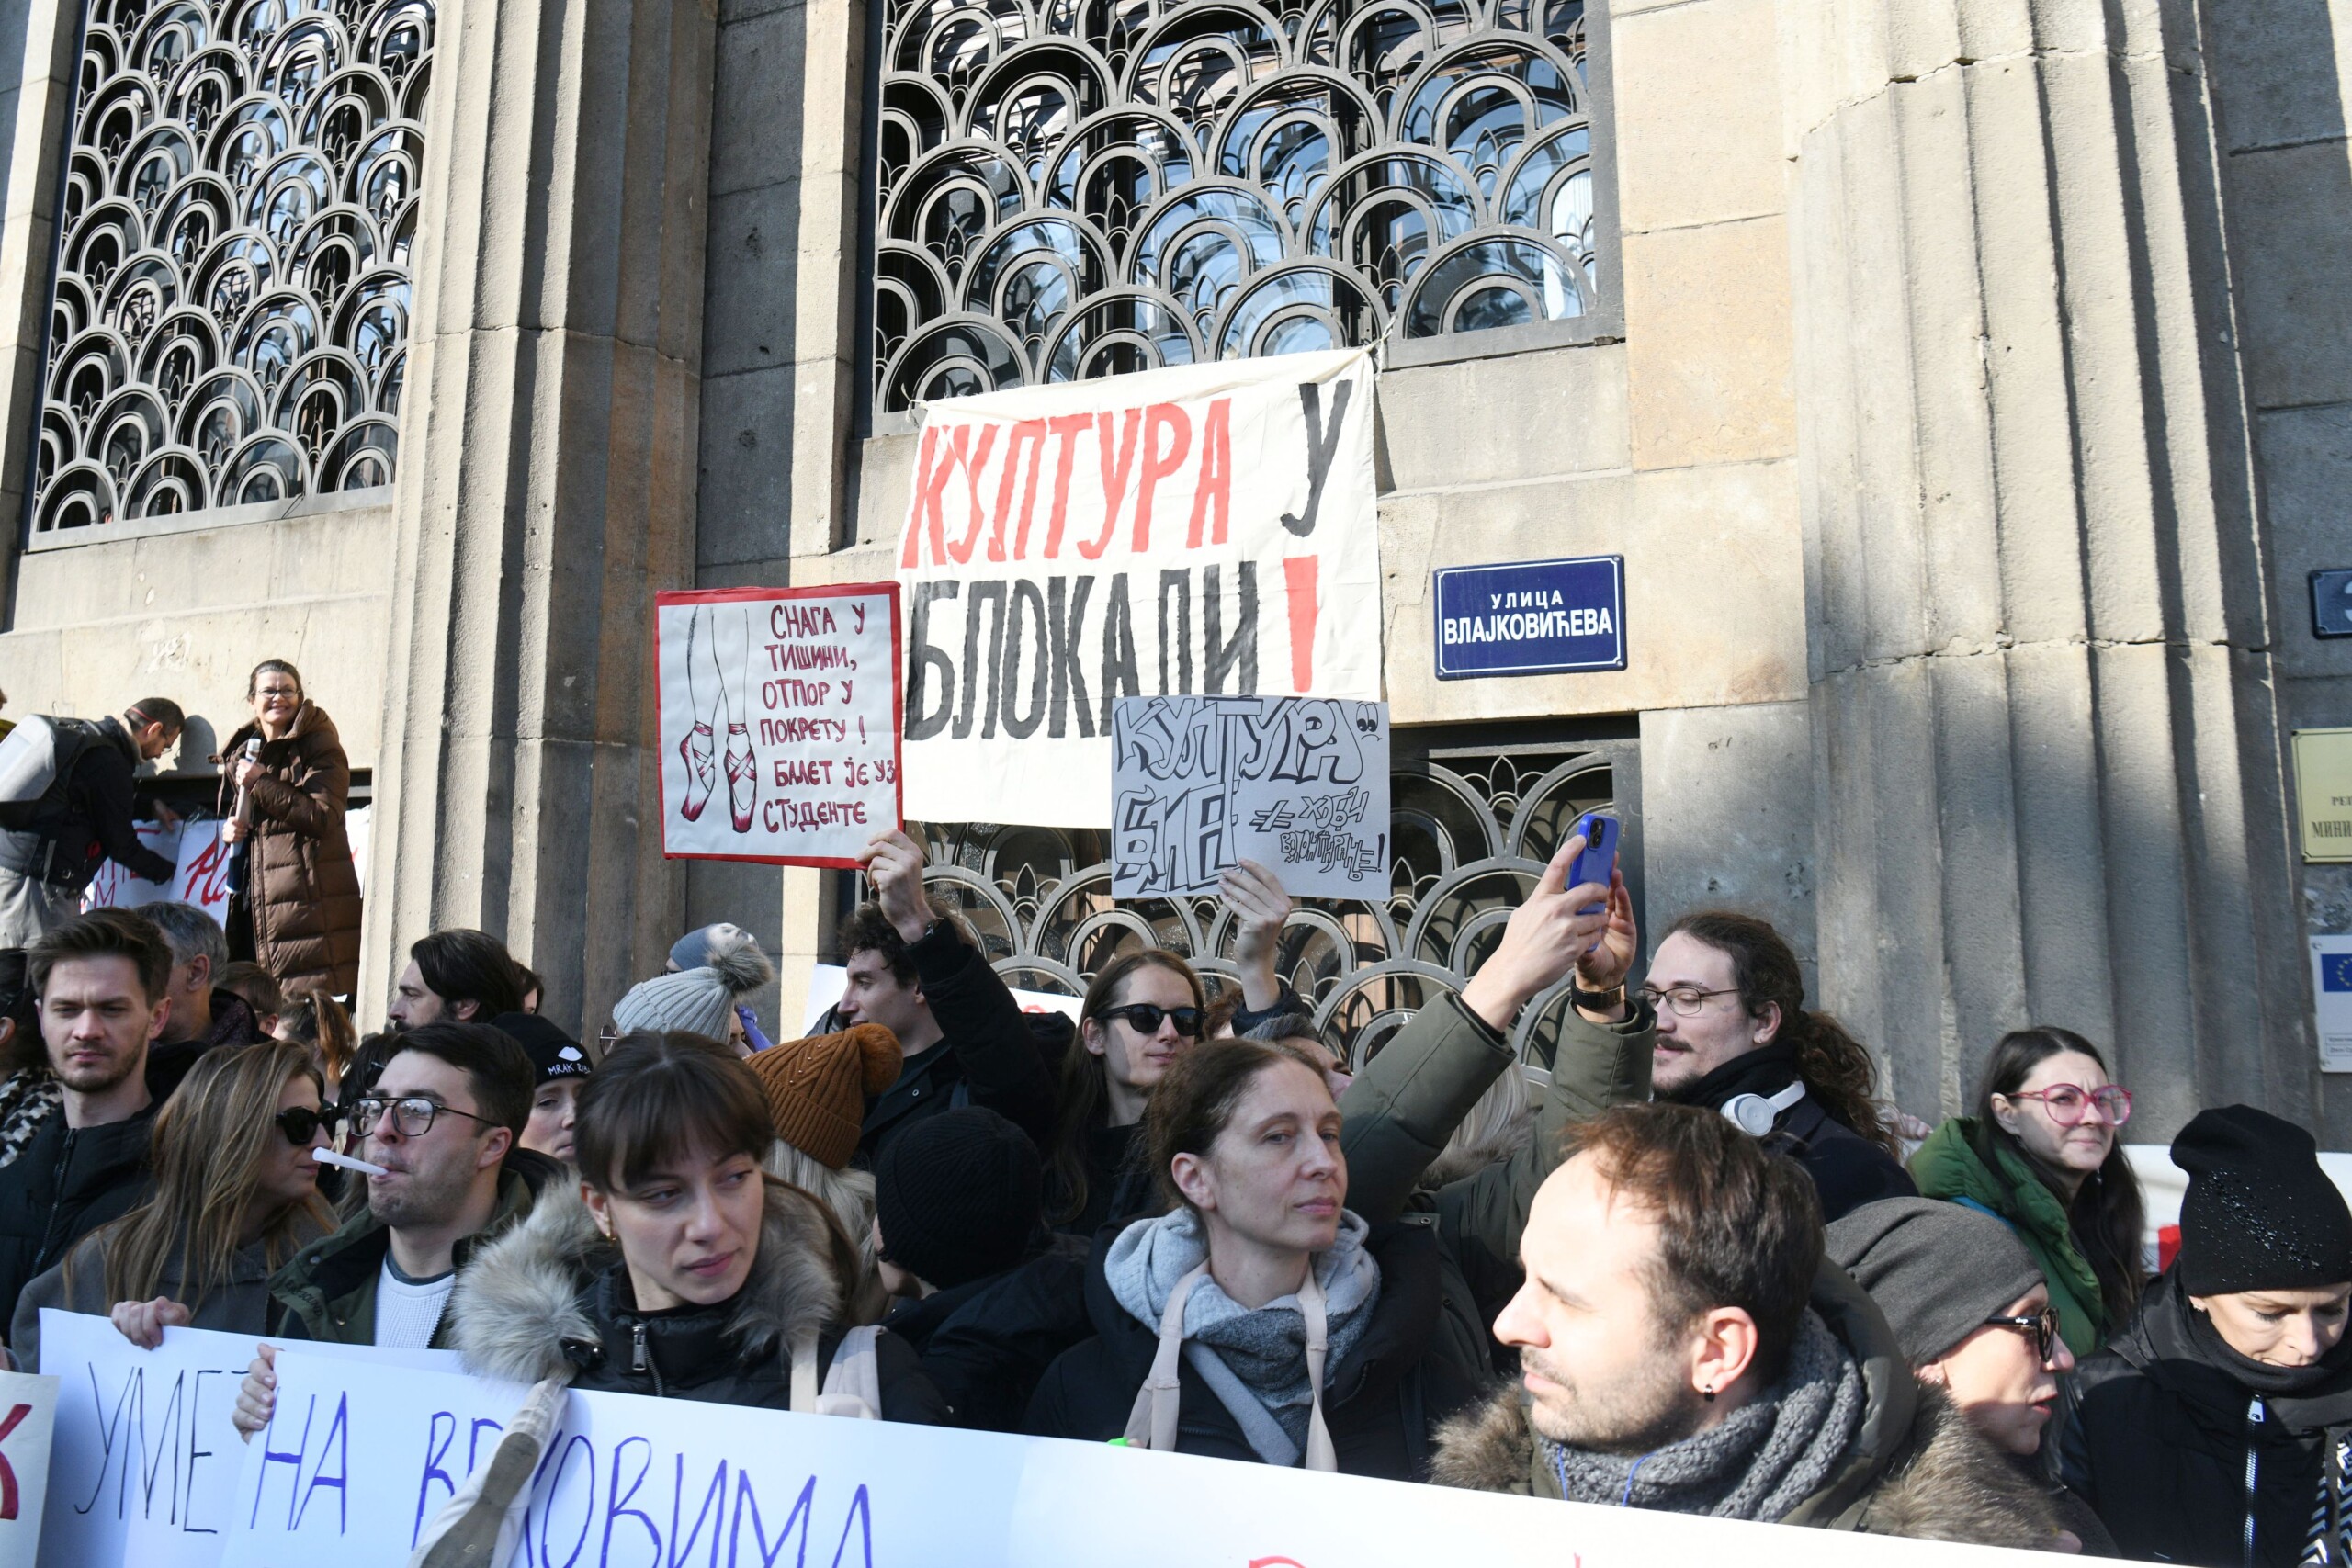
<box><xmin>895</xmin><ymin>349</ymin><xmax>1380</xmax><ymax>829</ymax></box>
<box><xmin>655</xmin><ymin>585</ymin><xmax>903</xmax><ymax>866</ymax></box>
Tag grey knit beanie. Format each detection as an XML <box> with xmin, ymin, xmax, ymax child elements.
<box><xmin>612</xmin><ymin>967</ymin><xmax>736</xmax><ymax>1040</ymax></box>
<box><xmin>1826</xmin><ymin>1198</ymin><xmax>2047</xmax><ymax>1364</ymax></box>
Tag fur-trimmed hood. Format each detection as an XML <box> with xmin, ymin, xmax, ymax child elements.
<box><xmin>447</xmin><ymin>1175</ymin><xmax>854</xmax><ymax>1391</ymax></box>
<box><xmin>1431</xmin><ymin>1369</ymin><xmax>2068</xmax><ymax>1550</ymax></box>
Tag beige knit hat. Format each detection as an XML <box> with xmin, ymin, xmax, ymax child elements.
<box><xmin>746</xmin><ymin>1024</ymin><xmax>901</xmax><ymax>1169</ymax></box>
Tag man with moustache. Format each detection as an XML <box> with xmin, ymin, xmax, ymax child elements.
<box><xmin>0</xmin><ymin>908</ymin><xmax>175</xmax><ymax>1338</ymax></box>
<box><xmin>232</xmin><ymin>1021</ymin><xmax>546</xmax><ymax>1431</ymax></box>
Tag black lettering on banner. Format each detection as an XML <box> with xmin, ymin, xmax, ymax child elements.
<box><xmin>1158</xmin><ymin>569</ymin><xmax>1193</xmax><ymax>695</ymax></box>
<box><xmin>1100</xmin><ymin>572</ymin><xmax>1140</xmax><ymax>719</ymax></box>
<box><xmin>956</xmin><ymin>580</ymin><xmax>1007</xmax><ymax>739</ymax></box>
<box><xmin>1047</xmin><ymin>575</ymin><xmax>1094</xmax><ymax>739</ymax></box>
<box><xmin>1281</xmin><ymin>379</ymin><xmax>1354</xmax><ymax>537</ymax></box>
<box><xmin>1203</xmin><ymin>562</ymin><xmax>1257</xmax><ymax>694</ymax></box>
<box><xmin>906</xmin><ymin>581</ymin><xmax>960</xmax><ymax>740</ymax></box>
<box><xmin>1001</xmin><ymin>580</ymin><xmax>1050</xmax><ymax>739</ymax></box>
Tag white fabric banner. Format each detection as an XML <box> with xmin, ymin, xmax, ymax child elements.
<box><xmin>209</xmin><ymin>1347</ymin><xmax>2055</xmax><ymax>1568</ymax></box>
<box><xmin>38</xmin><ymin>1314</ymin><xmax>456</xmax><ymax>1568</ymax></box>
<box><xmin>655</xmin><ymin>586</ymin><xmax>903</xmax><ymax>866</ymax></box>
<box><xmin>81</xmin><ymin>819</ymin><xmax>232</xmax><ymax>924</ymax></box>
<box><xmin>897</xmin><ymin>350</ymin><xmax>1381</xmax><ymax>829</ymax></box>
<box><xmin>0</xmin><ymin>1369</ymin><xmax>54</xmax><ymax>1568</ymax></box>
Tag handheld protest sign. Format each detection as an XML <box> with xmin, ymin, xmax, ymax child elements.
<box><xmin>1111</xmin><ymin>695</ymin><xmax>1389</xmax><ymax>899</ymax></box>
<box><xmin>0</xmin><ymin>1370</ymin><xmax>54</xmax><ymax>1568</ymax></box>
<box><xmin>656</xmin><ymin>584</ymin><xmax>904</xmax><ymax>866</ymax></box>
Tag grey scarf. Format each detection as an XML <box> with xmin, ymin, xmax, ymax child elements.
<box><xmin>1540</xmin><ymin>1311</ymin><xmax>1863</xmax><ymax>1523</ymax></box>
<box><xmin>1104</xmin><ymin>1207</ymin><xmax>1381</xmax><ymax>1461</ymax></box>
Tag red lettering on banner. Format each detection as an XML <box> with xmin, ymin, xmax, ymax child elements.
<box><xmin>182</xmin><ymin>833</ymin><xmax>232</xmax><ymax>908</ymax></box>
<box><xmin>1187</xmin><ymin>397</ymin><xmax>1232</xmax><ymax>547</ymax></box>
<box><xmin>946</xmin><ymin>425</ymin><xmax>1001</xmax><ymax>566</ymax></box>
<box><xmin>1132</xmin><ymin>402</ymin><xmax>1192</xmax><ymax>552</ymax></box>
<box><xmin>1283</xmin><ymin>556</ymin><xmax>1318</xmax><ymax>692</ymax></box>
<box><xmin>901</xmin><ymin>424</ymin><xmax>952</xmax><ymax>568</ymax></box>
<box><xmin>1080</xmin><ymin>408</ymin><xmax>1143</xmax><ymax>560</ymax></box>
<box><xmin>995</xmin><ymin>419</ymin><xmax>1048</xmax><ymax>561</ymax></box>
<box><xmin>0</xmin><ymin>1400</ymin><xmax>28</xmax><ymax>1518</ymax></box>
<box><xmin>1042</xmin><ymin>412</ymin><xmax>1092</xmax><ymax>558</ymax></box>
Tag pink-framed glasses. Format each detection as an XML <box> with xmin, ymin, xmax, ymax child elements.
<box><xmin>2007</xmin><ymin>1083</ymin><xmax>2133</xmax><ymax>1127</ymax></box>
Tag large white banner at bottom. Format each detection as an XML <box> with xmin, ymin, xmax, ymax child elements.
<box><xmin>218</xmin><ymin>1349</ymin><xmax>2063</xmax><ymax>1568</ymax></box>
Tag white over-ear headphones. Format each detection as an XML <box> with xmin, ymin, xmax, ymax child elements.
<box><xmin>1721</xmin><ymin>1081</ymin><xmax>1807</xmax><ymax>1138</ymax></box>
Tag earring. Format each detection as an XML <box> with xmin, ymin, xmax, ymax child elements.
<box><xmin>1702</xmin><ymin>1385</ymin><xmax>1715</xmax><ymax>1404</ymax></box>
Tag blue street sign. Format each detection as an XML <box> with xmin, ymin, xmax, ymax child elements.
<box><xmin>1433</xmin><ymin>555</ymin><xmax>1627</xmax><ymax>680</ymax></box>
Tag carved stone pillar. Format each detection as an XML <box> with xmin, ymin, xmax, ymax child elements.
<box><xmin>360</xmin><ymin>0</ymin><xmax>715</xmax><ymax>1027</ymax></box>
<box><xmin>1787</xmin><ymin>0</ymin><xmax>2312</xmax><ymax>1132</ymax></box>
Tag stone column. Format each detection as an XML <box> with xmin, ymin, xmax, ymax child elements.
<box><xmin>0</xmin><ymin>0</ymin><xmax>81</xmax><ymax>611</ymax></box>
<box><xmin>360</xmin><ymin>0</ymin><xmax>717</xmax><ymax>1029</ymax></box>
<box><xmin>1785</xmin><ymin>0</ymin><xmax>2313</xmax><ymax>1134</ymax></box>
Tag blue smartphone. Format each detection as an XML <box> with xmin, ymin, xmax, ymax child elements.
<box><xmin>1569</xmin><ymin>812</ymin><xmax>1620</xmax><ymax>917</ymax></box>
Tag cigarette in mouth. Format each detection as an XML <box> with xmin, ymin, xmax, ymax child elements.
<box><xmin>313</xmin><ymin>1147</ymin><xmax>390</xmax><ymax>1178</ymax></box>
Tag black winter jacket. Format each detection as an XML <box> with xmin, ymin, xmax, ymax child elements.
<box><xmin>0</xmin><ymin>1101</ymin><xmax>153</xmax><ymax>1339</ymax></box>
<box><xmin>883</xmin><ymin>1232</ymin><xmax>1092</xmax><ymax>1432</ymax></box>
<box><xmin>0</xmin><ymin>716</ymin><xmax>173</xmax><ymax>889</ymax></box>
<box><xmin>1662</xmin><ymin>1043</ymin><xmax>1915</xmax><ymax>1221</ymax></box>
<box><xmin>447</xmin><ymin>1176</ymin><xmax>948</xmax><ymax>1425</ymax></box>
<box><xmin>857</xmin><ymin>924</ymin><xmax>1057</xmax><ymax>1165</ymax></box>
<box><xmin>2059</xmin><ymin>1269</ymin><xmax>2352</xmax><ymax>1567</ymax></box>
<box><xmin>1025</xmin><ymin>1219</ymin><xmax>1484</xmax><ymax>1479</ymax></box>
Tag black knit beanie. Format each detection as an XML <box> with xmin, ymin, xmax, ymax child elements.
<box><xmin>874</xmin><ymin>1108</ymin><xmax>1042</xmax><ymax>1291</ymax></box>
<box><xmin>2174</xmin><ymin>1104</ymin><xmax>2352</xmax><ymax>1296</ymax></box>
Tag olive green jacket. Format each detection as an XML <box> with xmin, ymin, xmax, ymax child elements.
<box><xmin>265</xmin><ymin>1166</ymin><xmax>541</xmax><ymax>1347</ymax></box>
<box><xmin>1907</xmin><ymin>1118</ymin><xmax>2109</xmax><ymax>1357</ymax></box>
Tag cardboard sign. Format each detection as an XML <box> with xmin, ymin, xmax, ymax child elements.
<box><xmin>38</xmin><ymin>1313</ymin><xmax>457</xmax><ymax>1568</ymax></box>
<box><xmin>1433</xmin><ymin>555</ymin><xmax>1627</xmax><ymax>678</ymax></box>
<box><xmin>0</xmin><ymin>1370</ymin><xmax>55</xmax><ymax>1568</ymax></box>
<box><xmin>656</xmin><ymin>586</ymin><xmax>904</xmax><ymax>867</ymax></box>
<box><xmin>81</xmin><ymin>819</ymin><xmax>233</xmax><ymax>923</ymax></box>
<box><xmin>897</xmin><ymin>351</ymin><xmax>1381</xmax><ymax>829</ymax></box>
<box><xmin>211</xmin><ymin>1343</ymin><xmax>2061</xmax><ymax>1568</ymax></box>
<box><xmin>1110</xmin><ymin>696</ymin><xmax>1389</xmax><ymax>899</ymax></box>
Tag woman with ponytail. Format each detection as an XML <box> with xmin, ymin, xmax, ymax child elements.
<box><xmin>1643</xmin><ymin>910</ymin><xmax>1914</xmax><ymax>1221</ymax></box>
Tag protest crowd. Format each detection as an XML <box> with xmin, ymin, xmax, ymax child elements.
<box><xmin>3</xmin><ymin>670</ymin><xmax>2351</xmax><ymax>1567</ymax></box>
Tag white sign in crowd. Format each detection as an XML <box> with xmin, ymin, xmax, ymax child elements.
<box><xmin>18</xmin><ymin>1314</ymin><xmax>2053</xmax><ymax>1568</ymax></box>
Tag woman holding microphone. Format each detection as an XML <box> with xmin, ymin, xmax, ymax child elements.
<box><xmin>218</xmin><ymin>660</ymin><xmax>362</xmax><ymax>998</ymax></box>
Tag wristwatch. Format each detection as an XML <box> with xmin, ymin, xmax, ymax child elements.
<box><xmin>1571</xmin><ymin>979</ymin><xmax>1626</xmax><ymax>1011</ymax></box>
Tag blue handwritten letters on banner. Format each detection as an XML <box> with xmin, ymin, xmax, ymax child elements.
<box><xmin>1433</xmin><ymin>555</ymin><xmax>1627</xmax><ymax>679</ymax></box>
<box><xmin>1109</xmin><ymin>696</ymin><xmax>1391</xmax><ymax>899</ymax></box>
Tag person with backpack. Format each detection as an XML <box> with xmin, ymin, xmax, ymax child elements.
<box><xmin>0</xmin><ymin>698</ymin><xmax>182</xmax><ymax>946</ymax></box>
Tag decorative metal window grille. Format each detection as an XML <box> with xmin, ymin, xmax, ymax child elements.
<box><xmin>907</xmin><ymin>735</ymin><xmax>1634</xmax><ymax>1071</ymax></box>
<box><xmin>29</xmin><ymin>0</ymin><xmax>431</xmax><ymax>536</ymax></box>
<box><xmin>873</xmin><ymin>0</ymin><xmax>1599</xmax><ymax>416</ymax></box>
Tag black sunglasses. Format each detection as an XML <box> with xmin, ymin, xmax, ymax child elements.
<box><xmin>274</xmin><ymin>1105</ymin><xmax>336</xmax><ymax>1146</ymax></box>
<box><xmin>1095</xmin><ymin>1002</ymin><xmax>1205</xmax><ymax>1039</ymax></box>
<box><xmin>1984</xmin><ymin>1305</ymin><xmax>2063</xmax><ymax>1364</ymax></box>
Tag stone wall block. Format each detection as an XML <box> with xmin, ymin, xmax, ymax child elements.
<box><xmin>1997</xmin><ymin>638</ymin><xmax>2115</xmax><ymax>1039</ymax></box>
<box><xmin>1621</xmin><ymin>216</ymin><xmax>1798</xmax><ymax>469</ymax></box>
<box><xmin>696</xmin><ymin>368</ymin><xmax>796</xmax><ymax>568</ymax></box>
<box><xmin>701</xmin><ymin>183</ymin><xmax>801</xmax><ymax>378</ymax></box>
<box><xmin>1610</xmin><ymin>0</ymin><xmax>1786</xmax><ymax>234</ymax></box>
<box><xmin>2226</xmin><ymin>140</ymin><xmax>2352</xmax><ymax>412</ymax></box>
<box><xmin>1636</xmin><ymin>701</ymin><xmax>1816</xmax><ymax>974</ymax></box>
<box><xmin>2204</xmin><ymin>0</ymin><xmax>2350</xmax><ymax>153</ymax></box>
<box><xmin>2255</xmin><ymin>405</ymin><xmax>2352</xmax><ymax>680</ymax></box>
<box><xmin>710</xmin><ymin>4</ymin><xmax>807</xmax><ymax>197</ymax></box>
<box><xmin>1376</xmin><ymin>344</ymin><xmax>1630</xmax><ymax>491</ymax></box>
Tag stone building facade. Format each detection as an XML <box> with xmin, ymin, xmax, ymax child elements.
<box><xmin>0</xmin><ymin>0</ymin><xmax>2341</xmax><ymax>1140</ymax></box>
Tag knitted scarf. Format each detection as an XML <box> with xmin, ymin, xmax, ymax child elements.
<box><xmin>1539</xmin><ymin>1311</ymin><xmax>1863</xmax><ymax>1523</ymax></box>
<box><xmin>1104</xmin><ymin>1207</ymin><xmax>1380</xmax><ymax>1457</ymax></box>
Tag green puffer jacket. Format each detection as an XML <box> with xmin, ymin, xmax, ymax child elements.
<box><xmin>1907</xmin><ymin>1118</ymin><xmax>2109</xmax><ymax>1357</ymax></box>
<box><xmin>1336</xmin><ymin>990</ymin><xmax>1656</xmax><ymax>1373</ymax></box>
<box><xmin>266</xmin><ymin>1164</ymin><xmax>543</xmax><ymax>1347</ymax></box>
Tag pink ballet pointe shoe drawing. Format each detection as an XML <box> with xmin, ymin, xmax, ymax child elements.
<box><xmin>725</xmin><ymin>723</ymin><xmax>757</xmax><ymax>833</ymax></box>
<box><xmin>679</xmin><ymin>722</ymin><xmax>716</xmax><ymax>821</ymax></box>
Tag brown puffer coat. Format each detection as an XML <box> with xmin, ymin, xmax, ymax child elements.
<box><xmin>216</xmin><ymin>701</ymin><xmax>362</xmax><ymax>997</ymax></box>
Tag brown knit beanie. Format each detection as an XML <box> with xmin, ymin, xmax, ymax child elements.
<box><xmin>746</xmin><ymin>1025</ymin><xmax>901</xmax><ymax>1169</ymax></box>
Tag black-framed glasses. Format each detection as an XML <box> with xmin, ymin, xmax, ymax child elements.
<box><xmin>1095</xmin><ymin>1003</ymin><xmax>1205</xmax><ymax>1039</ymax></box>
<box><xmin>1634</xmin><ymin>985</ymin><xmax>1741</xmax><ymax>1018</ymax></box>
<box><xmin>1984</xmin><ymin>1305</ymin><xmax>2063</xmax><ymax>1364</ymax></box>
<box><xmin>273</xmin><ymin>1105</ymin><xmax>336</xmax><ymax>1146</ymax></box>
<box><xmin>349</xmin><ymin>1095</ymin><xmax>499</xmax><ymax>1139</ymax></box>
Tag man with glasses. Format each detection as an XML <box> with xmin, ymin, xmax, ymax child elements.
<box><xmin>832</xmin><ymin>829</ymin><xmax>1056</xmax><ymax>1164</ymax></box>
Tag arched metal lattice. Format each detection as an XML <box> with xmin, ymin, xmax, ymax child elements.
<box><xmin>30</xmin><ymin>0</ymin><xmax>430</xmax><ymax>536</ymax></box>
<box><xmin>908</xmin><ymin>741</ymin><xmax>1620</xmax><ymax>1072</ymax></box>
<box><xmin>874</xmin><ymin>0</ymin><xmax>1598</xmax><ymax>415</ymax></box>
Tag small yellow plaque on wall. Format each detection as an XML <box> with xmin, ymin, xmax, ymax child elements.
<box><xmin>2295</xmin><ymin>728</ymin><xmax>2352</xmax><ymax>863</ymax></box>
